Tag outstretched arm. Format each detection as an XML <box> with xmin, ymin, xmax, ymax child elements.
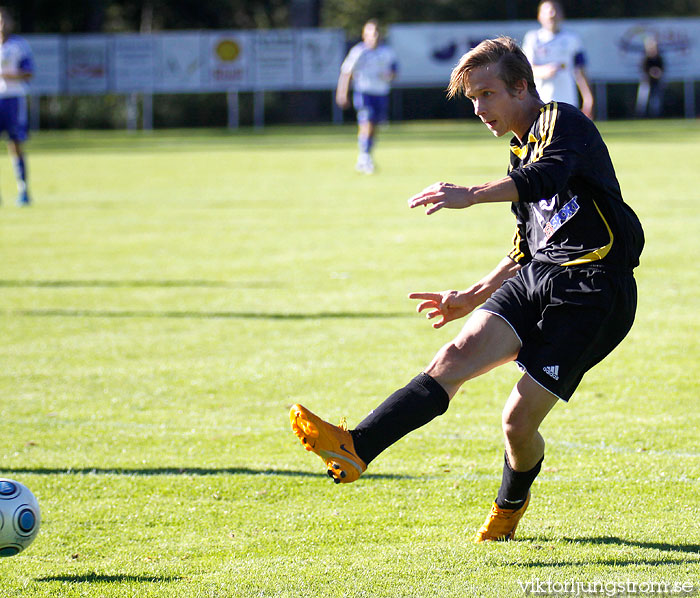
<box><xmin>407</xmin><ymin>177</ymin><xmax>519</xmax><ymax>215</ymax></box>
<box><xmin>409</xmin><ymin>257</ymin><xmax>521</xmax><ymax>329</ymax></box>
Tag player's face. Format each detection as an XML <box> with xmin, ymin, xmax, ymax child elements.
<box><xmin>362</xmin><ymin>23</ymin><xmax>379</xmax><ymax>49</ymax></box>
<box><xmin>538</xmin><ymin>2</ymin><xmax>563</xmax><ymax>32</ymax></box>
<box><xmin>465</xmin><ymin>65</ymin><xmax>526</xmax><ymax>139</ymax></box>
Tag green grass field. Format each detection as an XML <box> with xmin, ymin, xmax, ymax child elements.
<box><xmin>0</xmin><ymin>119</ymin><xmax>698</xmax><ymax>597</ymax></box>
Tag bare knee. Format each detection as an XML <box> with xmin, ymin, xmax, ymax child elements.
<box><xmin>435</xmin><ymin>340</ymin><xmax>469</xmax><ymax>370</ymax></box>
<box><xmin>425</xmin><ymin>340</ymin><xmax>481</xmax><ymax>395</ymax></box>
<box><xmin>501</xmin><ymin>403</ymin><xmax>537</xmax><ymax>449</ymax></box>
<box><xmin>426</xmin><ymin>315</ymin><xmax>521</xmax><ymax>398</ymax></box>
<box><xmin>425</xmin><ymin>342</ymin><xmax>465</xmax><ymax>398</ymax></box>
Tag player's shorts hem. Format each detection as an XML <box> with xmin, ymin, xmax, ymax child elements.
<box><xmin>515</xmin><ymin>362</ymin><xmax>568</xmax><ymax>402</ymax></box>
<box><xmin>7</xmin><ymin>131</ymin><xmax>28</xmax><ymax>142</ymax></box>
<box><xmin>353</xmin><ymin>92</ymin><xmax>389</xmax><ymax>125</ymax></box>
<box><xmin>0</xmin><ymin>96</ymin><xmax>29</xmax><ymax>141</ymax></box>
<box><xmin>477</xmin><ymin>308</ymin><xmax>523</xmax><ymax>347</ymax></box>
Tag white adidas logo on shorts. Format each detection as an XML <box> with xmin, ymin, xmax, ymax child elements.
<box><xmin>543</xmin><ymin>365</ymin><xmax>560</xmax><ymax>380</ymax></box>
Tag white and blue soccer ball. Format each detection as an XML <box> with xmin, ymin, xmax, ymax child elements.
<box><xmin>0</xmin><ymin>479</ymin><xmax>40</xmax><ymax>557</ymax></box>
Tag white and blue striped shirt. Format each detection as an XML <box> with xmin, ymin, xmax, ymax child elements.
<box><xmin>340</xmin><ymin>42</ymin><xmax>398</xmax><ymax>96</ymax></box>
<box><xmin>0</xmin><ymin>35</ymin><xmax>34</xmax><ymax>98</ymax></box>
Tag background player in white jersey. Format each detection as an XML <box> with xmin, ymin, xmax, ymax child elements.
<box><xmin>0</xmin><ymin>7</ymin><xmax>33</xmax><ymax>206</ymax></box>
<box><xmin>522</xmin><ymin>1</ymin><xmax>594</xmax><ymax>119</ymax></box>
<box><xmin>336</xmin><ymin>19</ymin><xmax>398</xmax><ymax>174</ymax></box>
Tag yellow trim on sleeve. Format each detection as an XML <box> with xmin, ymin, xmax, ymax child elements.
<box><xmin>508</xmin><ymin>225</ymin><xmax>526</xmax><ymax>263</ymax></box>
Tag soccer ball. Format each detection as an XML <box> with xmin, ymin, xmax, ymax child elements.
<box><xmin>0</xmin><ymin>479</ymin><xmax>40</xmax><ymax>557</ymax></box>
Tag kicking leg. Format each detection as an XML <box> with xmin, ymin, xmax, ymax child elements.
<box><xmin>290</xmin><ymin>310</ymin><xmax>521</xmax><ymax>482</ymax></box>
<box><xmin>351</xmin><ymin>310</ymin><xmax>520</xmax><ymax>464</ymax></box>
<box><xmin>425</xmin><ymin>310</ymin><xmax>521</xmax><ymax>399</ymax></box>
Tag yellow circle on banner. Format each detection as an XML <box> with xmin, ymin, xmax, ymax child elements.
<box><xmin>216</xmin><ymin>40</ymin><xmax>240</xmax><ymax>61</ymax></box>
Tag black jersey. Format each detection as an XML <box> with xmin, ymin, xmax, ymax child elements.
<box><xmin>507</xmin><ymin>102</ymin><xmax>644</xmax><ymax>269</ymax></box>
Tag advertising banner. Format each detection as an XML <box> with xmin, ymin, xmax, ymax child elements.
<box><xmin>65</xmin><ymin>35</ymin><xmax>109</xmax><ymax>94</ymax></box>
<box><xmin>112</xmin><ymin>34</ymin><xmax>155</xmax><ymax>92</ymax></box>
<box><xmin>390</xmin><ymin>22</ymin><xmax>530</xmax><ymax>87</ymax></box>
<box><xmin>390</xmin><ymin>18</ymin><xmax>700</xmax><ymax>87</ymax></box>
<box><xmin>155</xmin><ymin>32</ymin><xmax>204</xmax><ymax>92</ymax></box>
<box><xmin>574</xmin><ymin>19</ymin><xmax>699</xmax><ymax>81</ymax></box>
<box><xmin>25</xmin><ymin>35</ymin><xmax>62</xmax><ymax>95</ymax></box>
<box><xmin>22</xmin><ymin>20</ymin><xmax>700</xmax><ymax>97</ymax></box>
<box><xmin>297</xmin><ymin>28</ymin><xmax>344</xmax><ymax>90</ymax></box>
<box><xmin>253</xmin><ymin>30</ymin><xmax>296</xmax><ymax>90</ymax></box>
<box><xmin>204</xmin><ymin>31</ymin><xmax>253</xmax><ymax>91</ymax></box>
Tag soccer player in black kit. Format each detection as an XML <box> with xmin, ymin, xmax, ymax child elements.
<box><xmin>289</xmin><ymin>37</ymin><xmax>644</xmax><ymax>541</ymax></box>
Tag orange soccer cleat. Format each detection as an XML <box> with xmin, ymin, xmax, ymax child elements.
<box><xmin>473</xmin><ymin>493</ymin><xmax>530</xmax><ymax>542</ymax></box>
<box><xmin>289</xmin><ymin>404</ymin><xmax>367</xmax><ymax>484</ymax></box>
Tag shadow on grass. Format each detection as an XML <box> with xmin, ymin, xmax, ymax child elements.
<box><xmin>569</xmin><ymin>536</ymin><xmax>700</xmax><ymax>555</ymax></box>
<box><xmin>516</xmin><ymin>535</ymin><xmax>700</xmax><ymax>567</ymax></box>
<box><xmin>12</xmin><ymin>308</ymin><xmax>410</xmax><ymax>320</ymax></box>
<box><xmin>519</xmin><ymin>557</ymin><xmax>697</xmax><ymax>568</ymax></box>
<box><xmin>37</xmin><ymin>573</ymin><xmax>180</xmax><ymax>584</ymax></box>
<box><xmin>2</xmin><ymin>466</ymin><xmax>414</xmax><ymax>481</ymax></box>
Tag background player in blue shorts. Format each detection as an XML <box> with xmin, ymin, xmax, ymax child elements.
<box><xmin>291</xmin><ymin>37</ymin><xmax>643</xmax><ymax>542</ymax></box>
<box><xmin>0</xmin><ymin>7</ymin><xmax>34</xmax><ymax>206</ymax></box>
<box><xmin>336</xmin><ymin>19</ymin><xmax>398</xmax><ymax>174</ymax></box>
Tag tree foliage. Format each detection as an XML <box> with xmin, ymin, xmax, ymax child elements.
<box><xmin>3</xmin><ymin>0</ymin><xmax>700</xmax><ymax>33</ymax></box>
<box><xmin>4</xmin><ymin>0</ymin><xmax>290</xmax><ymax>33</ymax></box>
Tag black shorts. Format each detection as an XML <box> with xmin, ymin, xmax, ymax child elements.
<box><xmin>479</xmin><ymin>260</ymin><xmax>638</xmax><ymax>401</ymax></box>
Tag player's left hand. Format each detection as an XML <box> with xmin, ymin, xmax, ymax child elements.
<box><xmin>407</xmin><ymin>182</ymin><xmax>474</xmax><ymax>215</ymax></box>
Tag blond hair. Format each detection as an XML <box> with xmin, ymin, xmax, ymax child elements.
<box><xmin>447</xmin><ymin>36</ymin><xmax>539</xmax><ymax>100</ymax></box>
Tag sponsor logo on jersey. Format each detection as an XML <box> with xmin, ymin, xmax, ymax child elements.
<box><xmin>542</xmin><ymin>196</ymin><xmax>579</xmax><ymax>240</ymax></box>
<box><xmin>539</xmin><ymin>196</ymin><xmax>557</xmax><ymax>211</ymax></box>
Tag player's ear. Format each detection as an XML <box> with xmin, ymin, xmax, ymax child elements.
<box><xmin>513</xmin><ymin>78</ymin><xmax>529</xmax><ymax>99</ymax></box>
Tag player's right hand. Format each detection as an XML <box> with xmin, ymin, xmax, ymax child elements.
<box><xmin>408</xmin><ymin>290</ymin><xmax>474</xmax><ymax>329</ymax></box>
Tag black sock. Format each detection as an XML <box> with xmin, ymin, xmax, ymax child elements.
<box><xmin>495</xmin><ymin>451</ymin><xmax>543</xmax><ymax>509</ymax></box>
<box><xmin>349</xmin><ymin>373</ymin><xmax>449</xmax><ymax>465</ymax></box>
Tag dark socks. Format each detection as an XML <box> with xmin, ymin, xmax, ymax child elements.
<box><xmin>495</xmin><ymin>451</ymin><xmax>543</xmax><ymax>509</ymax></box>
<box><xmin>350</xmin><ymin>373</ymin><xmax>450</xmax><ymax>465</ymax></box>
